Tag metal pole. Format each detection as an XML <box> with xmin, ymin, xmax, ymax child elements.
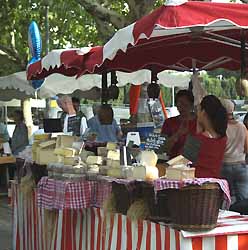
<box><xmin>241</xmin><ymin>30</ymin><xmax>246</xmax><ymax>78</ymax></box>
<box><xmin>172</xmin><ymin>86</ymin><xmax>175</xmax><ymax>106</ymax></box>
<box><xmin>45</xmin><ymin>4</ymin><xmax>50</xmax><ymax>55</ymax></box>
<box><xmin>44</xmin><ymin>3</ymin><xmax>51</xmax><ymax>117</ymax></box>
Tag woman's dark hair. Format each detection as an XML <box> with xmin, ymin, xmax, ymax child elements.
<box><xmin>14</xmin><ymin>110</ymin><xmax>24</xmax><ymax>121</ymax></box>
<box><xmin>72</xmin><ymin>97</ymin><xmax>80</xmax><ymax>104</ymax></box>
<box><xmin>243</xmin><ymin>112</ymin><xmax>248</xmax><ymax>129</ymax></box>
<box><xmin>175</xmin><ymin>89</ymin><xmax>194</xmax><ymax>105</ymax></box>
<box><xmin>200</xmin><ymin>95</ymin><xmax>227</xmax><ymax>137</ymax></box>
<box><xmin>98</xmin><ymin>104</ymin><xmax>113</xmax><ymax>125</ymax></box>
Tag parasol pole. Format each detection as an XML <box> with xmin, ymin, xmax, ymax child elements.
<box><xmin>241</xmin><ymin>30</ymin><xmax>247</xmax><ymax>79</ymax></box>
<box><xmin>101</xmin><ymin>72</ymin><xmax>108</xmax><ymax>104</ymax></box>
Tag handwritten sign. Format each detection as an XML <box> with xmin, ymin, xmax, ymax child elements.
<box><xmin>144</xmin><ymin>133</ymin><xmax>167</xmax><ymax>154</ymax></box>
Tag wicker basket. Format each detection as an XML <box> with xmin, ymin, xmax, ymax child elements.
<box><xmin>166</xmin><ymin>183</ymin><xmax>223</xmax><ymax>231</ymax></box>
<box><xmin>112</xmin><ymin>182</ymin><xmax>133</xmax><ymax>215</ymax></box>
<box><xmin>112</xmin><ymin>181</ymin><xmax>153</xmax><ymax>215</ymax></box>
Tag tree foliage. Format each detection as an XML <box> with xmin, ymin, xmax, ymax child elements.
<box><xmin>0</xmin><ymin>0</ymin><xmax>163</xmax><ymax>76</ymax></box>
<box><xmin>0</xmin><ymin>0</ymin><xmax>243</xmax><ymax>105</ymax></box>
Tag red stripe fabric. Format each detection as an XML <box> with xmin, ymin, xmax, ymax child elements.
<box><xmin>215</xmin><ymin>235</ymin><xmax>227</xmax><ymax>250</ymax></box>
<box><xmin>146</xmin><ymin>222</ymin><xmax>151</xmax><ymax>250</ymax></box>
<box><xmin>116</xmin><ymin>214</ymin><xmax>123</xmax><ymax>250</ymax></box>
<box><xmin>126</xmin><ymin>217</ymin><xmax>132</xmax><ymax>250</ymax></box>
<box><xmin>91</xmin><ymin>208</ymin><xmax>95</xmax><ymax>250</ymax></box>
<box><xmin>165</xmin><ymin>228</ymin><xmax>170</xmax><ymax>250</ymax></box>
<box><xmin>238</xmin><ymin>234</ymin><xmax>248</xmax><ymax>250</ymax></box>
<box><xmin>137</xmin><ymin>220</ymin><xmax>144</xmax><ymax>250</ymax></box>
<box><xmin>107</xmin><ymin>215</ymin><xmax>114</xmax><ymax>250</ymax></box>
<box><xmin>79</xmin><ymin>210</ymin><xmax>83</xmax><ymax>250</ymax></box>
<box><xmin>96</xmin><ymin>209</ymin><xmax>102</xmax><ymax>250</ymax></box>
<box><xmin>129</xmin><ymin>84</ymin><xmax>141</xmax><ymax>115</ymax></box>
<box><xmin>155</xmin><ymin>223</ymin><xmax>162</xmax><ymax>250</ymax></box>
<box><xmin>192</xmin><ymin>237</ymin><xmax>202</xmax><ymax>250</ymax></box>
<box><xmin>175</xmin><ymin>230</ymin><xmax>180</xmax><ymax>250</ymax></box>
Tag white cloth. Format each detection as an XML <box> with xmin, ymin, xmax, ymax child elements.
<box><xmin>224</xmin><ymin>121</ymin><xmax>246</xmax><ymax>163</ymax></box>
<box><xmin>192</xmin><ymin>74</ymin><xmax>207</xmax><ymax>106</ymax></box>
<box><xmin>63</xmin><ymin>114</ymin><xmax>88</xmax><ymax>136</ymax></box>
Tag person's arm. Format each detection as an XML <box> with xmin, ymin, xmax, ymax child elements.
<box><xmin>164</xmin><ymin>120</ymin><xmax>189</xmax><ymax>154</ymax></box>
<box><xmin>80</xmin><ymin>117</ymin><xmax>88</xmax><ymax>135</ymax></box>
<box><xmin>113</xmin><ymin>119</ymin><xmax>123</xmax><ymax>140</ymax></box>
<box><xmin>244</xmin><ymin>128</ymin><xmax>248</xmax><ymax>154</ymax></box>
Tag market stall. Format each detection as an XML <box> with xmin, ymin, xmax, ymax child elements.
<box><xmin>12</xmin><ymin>164</ymin><xmax>248</xmax><ymax>250</ymax></box>
<box><xmin>21</xmin><ymin>1</ymin><xmax>248</xmax><ymax>250</ymax></box>
<box><xmin>9</xmin><ymin>132</ymin><xmax>248</xmax><ymax>250</ymax></box>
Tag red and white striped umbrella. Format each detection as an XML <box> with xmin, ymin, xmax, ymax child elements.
<box><xmin>27</xmin><ymin>0</ymin><xmax>248</xmax><ymax>80</ymax></box>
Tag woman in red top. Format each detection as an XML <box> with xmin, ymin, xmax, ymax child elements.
<box><xmin>161</xmin><ymin>90</ymin><xmax>197</xmax><ymax>158</ymax></box>
<box><xmin>193</xmin><ymin>95</ymin><xmax>227</xmax><ymax>178</ymax></box>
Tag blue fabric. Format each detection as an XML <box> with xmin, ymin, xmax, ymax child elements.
<box><xmin>87</xmin><ymin>115</ymin><xmax>120</xmax><ymax>142</ymax></box>
<box><xmin>221</xmin><ymin>163</ymin><xmax>248</xmax><ymax>203</ymax></box>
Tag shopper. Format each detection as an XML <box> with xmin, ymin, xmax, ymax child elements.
<box><xmin>11</xmin><ymin>110</ymin><xmax>29</xmax><ymax>155</ymax></box>
<box><xmin>57</xmin><ymin>95</ymin><xmax>87</xmax><ymax>136</ymax></box>
<box><xmin>190</xmin><ymin>95</ymin><xmax>227</xmax><ymax>178</ymax></box>
<box><xmin>221</xmin><ymin>99</ymin><xmax>248</xmax><ymax>203</ymax></box>
<box><xmin>161</xmin><ymin>90</ymin><xmax>197</xmax><ymax>159</ymax></box>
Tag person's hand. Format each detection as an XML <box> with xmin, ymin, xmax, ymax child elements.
<box><xmin>176</xmin><ymin>120</ymin><xmax>190</xmax><ymax>137</ymax></box>
<box><xmin>87</xmin><ymin>133</ymin><xmax>97</xmax><ymax>142</ymax></box>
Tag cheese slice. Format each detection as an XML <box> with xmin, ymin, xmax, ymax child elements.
<box><xmin>56</xmin><ymin>135</ymin><xmax>77</xmax><ymax>148</ymax></box>
<box><xmin>36</xmin><ymin>149</ymin><xmax>58</xmax><ymax>165</ymax></box>
<box><xmin>167</xmin><ymin>155</ymin><xmax>190</xmax><ymax>166</ymax></box>
<box><xmin>63</xmin><ymin>157</ymin><xmax>78</xmax><ymax>166</ymax></box>
<box><xmin>87</xmin><ymin>164</ymin><xmax>100</xmax><ymax>173</ymax></box>
<box><xmin>107</xmin><ymin>150</ymin><xmax>120</xmax><ymax>161</ymax></box>
<box><xmin>54</xmin><ymin>147</ymin><xmax>78</xmax><ymax>157</ymax></box>
<box><xmin>34</xmin><ymin>134</ymin><xmax>51</xmax><ymax>141</ymax></box>
<box><xmin>39</xmin><ymin>140</ymin><xmax>56</xmax><ymax>148</ymax></box>
<box><xmin>107</xmin><ymin>168</ymin><xmax>122</xmax><ymax>178</ymax></box>
<box><xmin>86</xmin><ymin>156</ymin><xmax>103</xmax><ymax>165</ymax></box>
<box><xmin>166</xmin><ymin>166</ymin><xmax>195</xmax><ymax>180</ymax></box>
<box><xmin>106</xmin><ymin>142</ymin><xmax>117</xmax><ymax>150</ymax></box>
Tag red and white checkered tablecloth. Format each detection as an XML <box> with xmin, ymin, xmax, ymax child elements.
<box><xmin>94</xmin><ymin>179</ymin><xmax>112</xmax><ymax>208</ymax></box>
<box><xmin>37</xmin><ymin>177</ymin><xmax>97</xmax><ymax>209</ymax></box>
<box><xmin>12</xmin><ymin>183</ymin><xmax>248</xmax><ymax>250</ymax></box>
<box><xmin>154</xmin><ymin>178</ymin><xmax>231</xmax><ymax>209</ymax></box>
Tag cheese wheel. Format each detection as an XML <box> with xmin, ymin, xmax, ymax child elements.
<box><xmin>132</xmin><ymin>165</ymin><xmax>158</xmax><ymax>181</ymax></box>
<box><xmin>138</xmin><ymin>150</ymin><xmax>158</xmax><ymax>167</ymax></box>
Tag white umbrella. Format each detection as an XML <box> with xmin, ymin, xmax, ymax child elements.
<box><xmin>0</xmin><ymin>72</ymin><xmax>35</xmax><ymax>101</ymax></box>
<box><xmin>0</xmin><ymin>70</ymin><xmax>190</xmax><ymax>100</ymax></box>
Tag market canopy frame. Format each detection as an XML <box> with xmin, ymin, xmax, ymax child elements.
<box><xmin>27</xmin><ymin>0</ymin><xmax>248</xmax><ymax>81</ymax></box>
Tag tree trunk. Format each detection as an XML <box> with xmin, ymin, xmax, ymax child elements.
<box><xmin>23</xmin><ymin>99</ymin><xmax>33</xmax><ymax>138</ymax></box>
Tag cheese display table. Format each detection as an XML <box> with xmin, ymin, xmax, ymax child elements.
<box><xmin>0</xmin><ymin>156</ymin><xmax>16</xmax><ymax>194</ymax></box>
<box><xmin>0</xmin><ymin>156</ymin><xmax>16</xmax><ymax>164</ymax></box>
<box><xmin>12</xmin><ymin>179</ymin><xmax>248</xmax><ymax>250</ymax></box>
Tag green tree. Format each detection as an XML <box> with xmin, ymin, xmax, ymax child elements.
<box><xmin>0</xmin><ymin>0</ymin><xmax>163</xmax><ymax>76</ymax></box>
<box><xmin>202</xmin><ymin>71</ymin><xmax>239</xmax><ymax>100</ymax></box>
